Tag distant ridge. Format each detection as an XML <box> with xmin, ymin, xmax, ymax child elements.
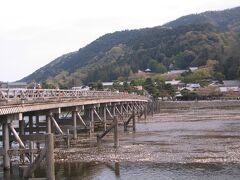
<box><xmin>165</xmin><ymin>6</ymin><xmax>240</xmax><ymax>30</ymax></box>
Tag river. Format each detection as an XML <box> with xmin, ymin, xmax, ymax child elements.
<box><xmin>1</xmin><ymin>107</ymin><xmax>240</xmax><ymax>179</ymax></box>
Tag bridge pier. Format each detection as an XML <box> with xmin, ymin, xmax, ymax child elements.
<box><xmin>90</xmin><ymin>106</ymin><xmax>95</xmax><ymax>134</ymax></box>
<box><xmin>113</xmin><ymin>104</ymin><xmax>116</xmax><ymax>117</ymax></box>
<box><xmin>28</xmin><ymin>115</ymin><xmax>34</xmax><ymax>164</ymax></box>
<box><xmin>97</xmin><ymin>116</ymin><xmax>119</xmax><ymax>148</ymax></box>
<box><xmin>19</xmin><ymin>118</ymin><xmax>25</xmax><ymax>164</ymax></box>
<box><xmin>144</xmin><ymin>104</ymin><xmax>147</xmax><ymax>120</ymax></box>
<box><xmin>114</xmin><ymin>116</ymin><xmax>119</xmax><ymax>148</ymax></box>
<box><xmin>29</xmin><ymin>115</ymin><xmax>33</xmax><ymax>134</ymax></box>
<box><xmin>47</xmin><ymin>113</ymin><xmax>52</xmax><ymax>133</ymax></box>
<box><xmin>103</xmin><ymin>105</ymin><xmax>107</xmax><ymax>131</ymax></box>
<box><xmin>72</xmin><ymin>110</ymin><xmax>77</xmax><ymax>139</ymax></box>
<box><xmin>133</xmin><ymin>111</ymin><xmax>136</xmax><ymax>132</ymax></box>
<box><xmin>46</xmin><ymin>133</ymin><xmax>55</xmax><ymax>180</ymax></box>
<box><xmin>124</xmin><ymin>111</ymin><xmax>136</xmax><ymax>132</ymax></box>
<box><xmin>120</xmin><ymin>103</ymin><xmax>124</xmax><ymax>120</ymax></box>
<box><xmin>126</xmin><ymin>103</ymin><xmax>129</xmax><ymax>115</ymax></box>
<box><xmin>3</xmin><ymin>120</ymin><xmax>10</xmax><ymax>170</ymax></box>
<box><xmin>36</xmin><ymin>115</ymin><xmax>41</xmax><ymax>150</ymax></box>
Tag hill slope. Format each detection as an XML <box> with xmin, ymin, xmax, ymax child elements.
<box><xmin>21</xmin><ymin>6</ymin><xmax>240</xmax><ymax>88</ymax></box>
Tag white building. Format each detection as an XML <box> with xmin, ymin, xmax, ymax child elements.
<box><xmin>167</xmin><ymin>70</ymin><xmax>187</xmax><ymax>75</ymax></box>
<box><xmin>189</xmin><ymin>67</ymin><xmax>198</xmax><ymax>71</ymax></box>
<box><xmin>186</xmin><ymin>83</ymin><xmax>200</xmax><ymax>89</ymax></box>
<box><xmin>219</xmin><ymin>87</ymin><xmax>239</xmax><ymax>92</ymax></box>
<box><xmin>165</xmin><ymin>80</ymin><xmax>182</xmax><ymax>86</ymax></box>
<box><xmin>72</xmin><ymin>86</ymin><xmax>90</xmax><ymax>91</ymax></box>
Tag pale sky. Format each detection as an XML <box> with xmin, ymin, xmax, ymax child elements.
<box><xmin>0</xmin><ymin>0</ymin><xmax>239</xmax><ymax>82</ymax></box>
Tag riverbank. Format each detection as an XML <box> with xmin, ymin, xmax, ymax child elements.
<box><xmin>159</xmin><ymin>100</ymin><xmax>240</xmax><ymax>109</ymax></box>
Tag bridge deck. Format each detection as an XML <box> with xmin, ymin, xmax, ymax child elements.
<box><xmin>0</xmin><ymin>89</ymin><xmax>148</xmax><ymax>116</ymax></box>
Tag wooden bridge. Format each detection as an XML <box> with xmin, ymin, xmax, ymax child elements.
<box><xmin>0</xmin><ymin>89</ymin><xmax>150</xmax><ymax>179</ymax></box>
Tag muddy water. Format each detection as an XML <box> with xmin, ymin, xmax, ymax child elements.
<box><xmin>2</xmin><ymin>108</ymin><xmax>240</xmax><ymax>179</ymax></box>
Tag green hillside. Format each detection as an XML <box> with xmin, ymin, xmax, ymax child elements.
<box><xmin>20</xmin><ymin>6</ymin><xmax>240</xmax><ymax>88</ymax></box>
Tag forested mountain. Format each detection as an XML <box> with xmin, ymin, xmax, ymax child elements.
<box><xmin>20</xmin><ymin>6</ymin><xmax>240</xmax><ymax>88</ymax></box>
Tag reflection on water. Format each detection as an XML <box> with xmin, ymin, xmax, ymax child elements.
<box><xmin>54</xmin><ymin>162</ymin><xmax>120</xmax><ymax>180</ymax></box>
<box><xmin>53</xmin><ymin>162</ymin><xmax>240</xmax><ymax>180</ymax></box>
<box><xmin>2</xmin><ymin>162</ymin><xmax>240</xmax><ymax>180</ymax></box>
<box><xmin>2</xmin><ymin>108</ymin><xmax>240</xmax><ymax>179</ymax></box>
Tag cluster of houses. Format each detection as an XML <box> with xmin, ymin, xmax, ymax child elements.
<box><xmin>144</xmin><ymin>67</ymin><xmax>240</xmax><ymax>98</ymax></box>
<box><xmin>165</xmin><ymin>79</ymin><xmax>240</xmax><ymax>98</ymax></box>
<box><xmin>72</xmin><ymin>79</ymin><xmax>240</xmax><ymax>98</ymax></box>
<box><xmin>73</xmin><ymin>82</ymin><xmax>143</xmax><ymax>91</ymax></box>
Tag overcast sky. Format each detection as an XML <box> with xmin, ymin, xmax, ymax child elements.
<box><xmin>0</xmin><ymin>0</ymin><xmax>239</xmax><ymax>82</ymax></box>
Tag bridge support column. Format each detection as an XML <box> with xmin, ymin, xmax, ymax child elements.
<box><xmin>19</xmin><ymin>118</ymin><xmax>25</xmax><ymax>136</ymax></box>
<box><xmin>47</xmin><ymin>113</ymin><xmax>52</xmax><ymax>133</ymax></box>
<box><xmin>96</xmin><ymin>116</ymin><xmax>119</xmax><ymax>147</ymax></box>
<box><xmin>132</xmin><ymin>111</ymin><xmax>136</xmax><ymax>132</ymax></box>
<box><xmin>29</xmin><ymin>141</ymin><xmax>34</xmax><ymax>163</ymax></box>
<box><xmin>36</xmin><ymin>115</ymin><xmax>40</xmax><ymax>150</ymax></box>
<box><xmin>114</xmin><ymin>116</ymin><xmax>119</xmax><ymax>148</ymax></box>
<box><xmin>36</xmin><ymin>115</ymin><xmax>39</xmax><ymax>134</ymax></box>
<box><xmin>29</xmin><ymin>115</ymin><xmax>33</xmax><ymax>134</ymax></box>
<box><xmin>115</xmin><ymin>162</ymin><xmax>120</xmax><ymax>176</ymax></box>
<box><xmin>46</xmin><ymin>133</ymin><xmax>55</xmax><ymax>180</ymax></box>
<box><xmin>19</xmin><ymin>118</ymin><xmax>26</xmax><ymax>164</ymax></box>
<box><xmin>90</xmin><ymin>107</ymin><xmax>95</xmax><ymax>134</ymax></box>
<box><xmin>28</xmin><ymin>115</ymin><xmax>34</xmax><ymax>164</ymax></box>
<box><xmin>113</xmin><ymin>104</ymin><xmax>116</xmax><ymax>117</ymax></box>
<box><xmin>103</xmin><ymin>105</ymin><xmax>107</xmax><ymax>131</ymax></box>
<box><xmin>124</xmin><ymin>110</ymin><xmax>136</xmax><ymax>132</ymax></box>
<box><xmin>3</xmin><ymin>121</ymin><xmax>10</xmax><ymax>170</ymax></box>
<box><xmin>143</xmin><ymin>105</ymin><xmax>147</xmax><ymax>120</ymax></box>
<box><xmin>72</xmin><ymin>110</ymin><xmax>77</xmax><ymax>139</ymax></box>
<box><xmin>120</xmin><ymin>104</ymin><xmax>123</xmax><ymax>120</ymax></box>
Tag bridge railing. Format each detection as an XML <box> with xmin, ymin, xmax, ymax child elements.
<box><xmin>0</xmin><ymin>89</ymin><xmax>146</xmax><ymax>103</ymax></box>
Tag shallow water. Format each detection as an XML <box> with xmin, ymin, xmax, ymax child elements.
<box><xmin>54</xmin><ymin>162</ymin><xmax>240</xmax><ymax>180</ymax></box>
<box><xmin>1</xmin><ymin>108</ymin><xmax>240</xmax><ymax>179</ymax></box>
<box><xmin>2</xmin><ymin>162</ymin><xmax>240</xmax><ymax>180</ymax></box>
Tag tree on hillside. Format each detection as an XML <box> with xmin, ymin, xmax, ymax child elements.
<box><xmin>144</xmin><ymin>78</ymin><xmax>158</xmax><ymax>98</ymax></box>
<box><xmin>164</xmin><ymin>83</ymin><xmax>176</xmax><ymax>98</ymax></box>
<box><xmin>41</xmin><ymin>81</ymin><xmax>57</xmax><ymax>89</ymax></box>
<box><xmin>156</xmin><ymin>80</ymin><xmax>167</xmax><ymax>99</ymax></box>
<box><xmin>88</xmin><ymin>81</ymin><xmax>103</xmax><ymax>90</ymax></box>
<box><xmin>173</xmin><ymin>50</ymin><xmax>196</xmax><ymax>69</ymax></box>
<box><xmin>148</xmin><ymin>59</ymin><xmax>167</xmax><ymax>73</ymax></box>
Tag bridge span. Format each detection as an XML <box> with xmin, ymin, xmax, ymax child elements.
<box><xmin>0</xmin><ymin>89</ymin><xmax>149</xmax><ymax>179</ymax></box>
<box><xmin>0</xmin><ymin>89</ymin><xmax>148</xmax><ymax>115</ymax></box>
